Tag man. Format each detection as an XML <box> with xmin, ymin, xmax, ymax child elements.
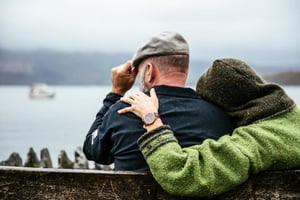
<box><xmin>83</xmin><ymin>32</ymin><xmax>235</xmax><ymax>171</ymax></box>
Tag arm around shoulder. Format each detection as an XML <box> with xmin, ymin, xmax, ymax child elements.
<box><xmin>138</xmin><ymin>125</ymin><xmax>251</xmax><ymax>197</ymax></box>
<box><xmin>138</xmin><ymin>107</ymin><xmax>300</xmax><ymax>197</ymax></box>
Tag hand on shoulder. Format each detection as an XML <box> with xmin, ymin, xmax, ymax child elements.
<box><xmin>118</xmin><ymin>88</ymin><xmax>163</xmax><ymax>131</ymax></box>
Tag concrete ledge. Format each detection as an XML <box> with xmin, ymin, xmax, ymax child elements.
<box><xmin>0</xmin><ymin>166</ymin><xmax>299</xmax><ymax>199</ymax></box>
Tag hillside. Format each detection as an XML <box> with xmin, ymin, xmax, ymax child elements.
<box><xmin>263</xmin><ymin>71</ymin><xmax>300</xmax><ymax>85</ymax></box>
<box><xmin>0</xmin><ymin>49</ymin><xmax>130</xmax><ymax>85</ymax></box>
<box><xmin>0</xmin><ymin>49</ymin><xmax>299</xmax><ymax>86</ymax></box>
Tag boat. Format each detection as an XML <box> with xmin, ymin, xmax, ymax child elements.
<box><xmin>29</xmin><ymin>83</ymin><xmax>55</xmax><ymax>99</ymax></box>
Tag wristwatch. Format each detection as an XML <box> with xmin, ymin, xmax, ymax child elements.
<box><xmin>143</xmin><ymin>112</ymin><xmax>160</xmax><ymax>126</ymax></box>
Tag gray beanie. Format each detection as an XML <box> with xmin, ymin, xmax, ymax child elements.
<box><xmin>132</xmin><ymin>31</ymin><xmax>189</xmax><ymax>68</ymax></box>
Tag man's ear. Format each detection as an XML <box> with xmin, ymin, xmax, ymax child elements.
<box><xmin>146</xmin><ymin>63</ymin><xmax>155</xmax><ymax>83</ymax></box>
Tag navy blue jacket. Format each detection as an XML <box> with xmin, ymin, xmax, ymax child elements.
<box><xmin>83</xmin><ymin>85</ymin><xmax>235</xmax><ymax>171</ymax></box>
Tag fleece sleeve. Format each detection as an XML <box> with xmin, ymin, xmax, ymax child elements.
<box><xmin>137</xmin><ymin>107</ymin><xmax>300</xmax><ymax>197</ymax></box>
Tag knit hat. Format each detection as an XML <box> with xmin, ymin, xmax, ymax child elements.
<box><xmin>196</xmin><ymin>58</ymin><xmax>295</xmax><ymax>126</ymax></box>
<box><xmin>132</xmin><ymin>31</ymin><xmax>189</xmax><ymax>68</ymax></box>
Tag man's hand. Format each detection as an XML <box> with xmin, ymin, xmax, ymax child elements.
<box><xmin>111</xmin><ymin>61</ymin><xmax>137</xmax><ymax>96</ymax></box>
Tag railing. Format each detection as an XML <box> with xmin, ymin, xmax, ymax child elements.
<box><xmin>0</xmin><ymin>166</ymin><xmax>299</xmax><ymax>200</ymax></box>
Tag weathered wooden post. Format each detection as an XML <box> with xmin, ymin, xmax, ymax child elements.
<box><xmin>40</xmin><ymin>148</ymin><xmax>53</xmax><ymax>168</ymax></box>
<box><xmin>74</xmin><ymin>147</ymin><xmax>89</xmax><ymax>169</ymax></box>
<box><xmin>0</xmin><ymin>153</ymin><xmax>22</xmax><ymax>167</ymax></box>
<box><xmin>24</xmin><ymin>147</ymin><xmax>39</xmax><ymax>168</ymax></box>
<box><xmin>58</xmin><ymin>150</ymin><xmax>74</xmax><ymax>169</ymax></box>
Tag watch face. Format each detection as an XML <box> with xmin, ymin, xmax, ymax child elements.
<box><xmin>144</xmin><ymin>113</ymin><xmax>155</xmax><ymax>125</ymax></box>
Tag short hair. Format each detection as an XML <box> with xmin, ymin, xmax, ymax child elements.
<box><xmin>145</xmin><ymin>55</ymin><xmax>189</xmax><ymax>73</ymax></box>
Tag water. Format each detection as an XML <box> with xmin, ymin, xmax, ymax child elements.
<box><xmin>0</xmin><ymin>86</ymin><xmax>300</xmax><ymax>167</ymax></box>
<box><xmin>0</xmin><ymin>86</ymin><xmax>116</xmax><ymax>167</ymax></box>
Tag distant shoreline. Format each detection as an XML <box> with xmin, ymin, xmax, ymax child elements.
<box><xmin>263</xmin><ymin>71</ymin><xmax>300</xmax><ymax>86</ymax></box>
<box><xmin>1</xmin><ymin>49</ymin><xmax>299</xmax><ymax>86</ymax></box>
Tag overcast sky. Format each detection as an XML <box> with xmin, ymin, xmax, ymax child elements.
<box><xmin>0</xmin><ymin>0</ymin><xmax>299</xmax><ymax>66</ymax></box>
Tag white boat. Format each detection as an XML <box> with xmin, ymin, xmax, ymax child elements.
<box><xmin>29</xmin><ymin>83</ymin><xmax>55</xmax><ymax>99</ymax></box>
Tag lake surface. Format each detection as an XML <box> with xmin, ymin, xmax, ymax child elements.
<box><xmin>0</xmin><ymin>86</ymin><xmax>300</xmax><ymax>167</ymax></box>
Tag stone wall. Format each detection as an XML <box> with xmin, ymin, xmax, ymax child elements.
<box><xmin>0</xmin><ymin>166</ymin><xmax>299</xmax><ymax>199</ymax></box>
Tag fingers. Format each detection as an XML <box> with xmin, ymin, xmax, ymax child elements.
<box><xmin>122</xmin><ymin>90</ymin><xmax>155</xmax><ymax>105</ymax></box>
<box><xmin>123</xmin><ymin>60</ymin><xmax>132</xmax><ymax>70</ymax></box>
<box><xmin>118</xmin><ymin>97</ymin><xmax>134</xmax><ymax>114</ymax></box>
<box><xmin>117</xmin><ymin>107</ymin><xmax>133</xmax><ymax>114</ymax></box>
<box><xmin>111</xmin><ymin>61</ymin><xmax>137</xmax><ymax>96</ymax></box>
<box><xmin>127</xmin><ymin>94</ymin><xmax>138</xmax><ymax>102</ymax></box>
<box><xmin>122</xmin><ymin>61</ymin><xmax>137</xmax><ymax>76</ymax></box>
<box><xmin>129</xmin><ymin>91</ymin><xmax>147</xmax><ymax>100</ymax></box>
<box><xmin>118</xmin><ymin>89</ymin><xmax>158</xmax><ymax>118</ymax></box>
<box><xmin>150</xmin><ymin>88</ymin><xmax>157</xmax><ymax>99</ymax></box>
<box><xmin>123</xmin><ymin>61</ymin><xmax>134</xmax><ymax>74</ymax></box>
<box><xmin>120</xmin><ymin>97</ymin><xmax>134</xmax><ymax>105</ymax></box>
<box><xmin>150</xmin><ymin>88</ymin><xmax>159</xmax><ymax>109</ymax></box>
<box><xmin>122</xmin><ymin>61</ymin><xmax>138</xmax><ymax>84</ymax></box>
<box><xmin>112</xmin><ymin>61</ymin><xmax>134</xmax><ymax>76</ymax></box>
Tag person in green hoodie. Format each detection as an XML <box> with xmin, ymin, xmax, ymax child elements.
<box><xmin>118</xmin><ymin>58</ymin><xmax>300</xmax><ymax>197</ymax></box>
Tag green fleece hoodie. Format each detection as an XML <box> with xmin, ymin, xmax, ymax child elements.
<box><xmin>137</xmin><ymin>58</ymin><xmax>300</xmax><ymax>197</ymax></box>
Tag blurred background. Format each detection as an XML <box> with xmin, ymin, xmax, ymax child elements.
<box><xmin>0</xmin><ymin>0</ymin><xmax>299</xmax><ymax>168</ymax></box>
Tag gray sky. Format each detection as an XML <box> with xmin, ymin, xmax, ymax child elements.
<box><xmin>0</xmin><ymin>0</ymin><xmax>299</xmax><ymax>66</ymax></box>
